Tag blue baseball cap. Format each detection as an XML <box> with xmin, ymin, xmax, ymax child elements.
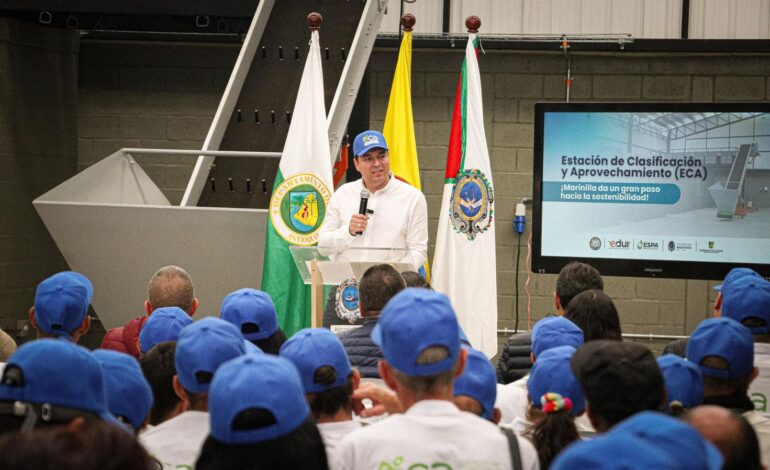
<box><xmin>610</xmin><ymin>411</ymin><xmax>723</xmax><ymax>470</ymax></box>
<box><xmin>209</xmin><ymin>354</ymin><xmax>309</xmax><ymax>444</ymax></box>
<box><xmin>279</xmin><ymin>328</ymin><xmax>352</xmax><ymax>394</ymax></box>
<box><xmin>353</xmin><ymin>130</ymin><xmax>388</xmax><ymax>157</ymax></box>
<box><xmin>138</xmin><ymin>307</ymin><xmax>193</xmax><ymax>353</ymax></box>
<box><xmin>34</xmin><ymin>271</ymin><xmax>94</xmax><ymax>337</ymax></box>
<box><xmin>657</xmin><ymin>354</ymin><xmax>704</xmax><ymax>410</ymax></box>
<box><xmin>175</xmin><ymin>317</ymin><xmax>247</xmax><ymax>394</ymax></box>
<box><xmin>552</xmin><ymin>430</ymin><xmax>679</xmax><ymax>469</ymax></box>
<box><xmin>714</xmin><ymin>267</ymin><xmax>762</xmax><ymax>292</ymax></box>
<box><xmin>531</xmin><ymin>316</ymin><xmax>584</xmax><ymax>358</ymax></box>
<box><xmin>687</xmin><ymin>317</ymin><xmax>754</xmax><ymax>380</ymax></box>
<box><xmin>220</xmin><ymin>288</ymin><xmax>279</xmax><ymax>341</ymax></box>
<box><xmin>372</xmin><ymin>288</ymin><xmax>461</xmax><ymax>377</ymax></box>
<box><xmin>0</xmin><ymin>339</ymin><xmax>118</xmax><ymax>425</ymax></box>
<box><xmin>528</xmin><ymin>345</ymin><xmax>585</xmax><ymax>416</ymax></box>
<box><xmin>453</xmin><ymin>346</ymin><xmax>496</xmax><ymax>420</ymax></box>
<box><xmin>721</xmin><ymin>277</ymin><xmax>770</xmax><ymax>334</ymax></box>
<box><xmin>93</xmin><ymin>349</ymin><xmax>153</xmax><ymax>431</ymax></box>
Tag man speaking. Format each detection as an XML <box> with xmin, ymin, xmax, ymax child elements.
<box><xmin>318</xmin><ymin>130</ymin><xmax>428</xmax><ymax>327</ymax></box>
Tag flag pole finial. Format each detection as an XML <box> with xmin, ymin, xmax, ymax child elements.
<box><xmin>307</xmin><ymin>12</ymin><xmax>323</xmax><ymax>31</ymax></box>
<box><xmin>465</xmin><ymin>16</ymin><xmax>481</xmax><ymax>33</ymax></box>
<box><xmin>401</xmin><ymin>14</ymin><xmax>416</xmax><ymax>32</ymax></box>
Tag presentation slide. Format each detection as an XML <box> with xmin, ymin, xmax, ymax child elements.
<box><xmin>540</xmin><ymin>111</ymin><xmax>770</xmax><ymax>264</ymax></box>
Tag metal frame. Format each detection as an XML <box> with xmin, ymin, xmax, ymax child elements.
<box><xmin>181</xmin><ymin>0</ymin><xmax>276</xmax><ymax>207</ymax></box>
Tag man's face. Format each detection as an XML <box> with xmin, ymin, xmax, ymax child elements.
<box><xmin>353</xmin><ymin>148</ymin><xmax>390</xmax><ymax>191</ymax></box>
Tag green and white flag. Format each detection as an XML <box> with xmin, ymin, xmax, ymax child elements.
<box><xmin>261</xmin><ymin>29</ymin><xmax>333</xmax><ymax>336</ymax></box>
<box><xmin>432</xmin><ymin>33</ymin><xmax>498</xmax><ymax>357</ymax></box>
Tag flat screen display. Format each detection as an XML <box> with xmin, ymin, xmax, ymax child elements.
<box><xmin>533</xmin><ymin>102</ymin><xmax>770</xmax><ymax>280</ymax></box>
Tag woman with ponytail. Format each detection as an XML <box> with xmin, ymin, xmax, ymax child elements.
<box><xmin>522</xmin><ymin>345</ymin><xmax>585</xmax><ymax>469</ymax></box>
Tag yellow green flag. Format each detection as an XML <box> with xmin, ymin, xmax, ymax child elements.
<box><xmin>382</xmin><ymin>31</ymin><xmax>420</xmax><ymax>189</ymax></box>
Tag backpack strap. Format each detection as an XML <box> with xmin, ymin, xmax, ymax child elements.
<box><xmin>500</xmin><ymin>426</ymin><xmax>523</xmax><ymax>470</ymax></box>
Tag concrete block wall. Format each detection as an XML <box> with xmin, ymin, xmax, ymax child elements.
<box><xmin>0</xmin><ymin>19</ymin><xmax>83</xmax><ymax>345</ymax></box>
<box><xmin>368</xmin><ymin>48</ymin><xmax>770</xmax><ymax>354</ymax></box>
<box><xmin>78</xmin><ymin>41</ymin><xmax>239</xmax><ymax>204</ymax></box>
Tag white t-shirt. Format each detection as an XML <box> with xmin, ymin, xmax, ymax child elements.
<box><xmin>750</xmin><ymin>343</ymin><xmax>770</xmax><ymax>414</ymax></box>
<box><xmin>745</xmin><ymin>409</ymin><xmax>770</xmax><ymax>469</ymax></box>
<box><xmin>334</xmin><ymin>399</ymin><xmax>539</xmax><ymax>470</ymax></box>
<box><xmin>497</xmin><ymin>382</ymin><xmax>530</xmax><ymax>426</ymax></box>
<box><xmin>318</xmin><ymin>420</ymin><xmax>363</xmax><ymax>466</ymax></box>
<box><xmin>318</xmin><ymin>176</ymin><xmax>428</xmax><ymax>270</ymax></box>
<box><xmin>140</xmin><ymin>411</ymin><xmax>209</xmax><ymax>470</ymax></box>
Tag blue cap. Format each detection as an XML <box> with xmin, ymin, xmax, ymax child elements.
<box><xmin>209</xmin><ymin>354</ymin><xmax>309</xmax><ymax>444</ymax></box>
<box><xmin>0</xmin><ymin>339</ymin><xmax>117</xmax><ymax>424</ymax></box>
<box><xmin>453</xmin><ymin>346</ymin><xmax>496</xmax><ymax>420</ymax></box>
<box><xmin>279</xmin><ymin>328</ymin><xmax>352</xmax><ymax>394</ymax></box>
<box><xmin>93</xmin><ymin>349</ymin><xmax>153</xmax><ymax>431</ymax></box>
<box><xmin>34</xmin><ymin>271</ymin><xmax>94</xmax><ymax>337</ymax></box>
<box><xmin>721</xmin><ymin>277</ymin><xmax>770</xmax><ymax>334</ymax></box>
<box><xmin>532</xmin><ymin>316</ymin><xmax>584</xmax><ymax>358</ymax></box>
<box><xmin>175</xmin><ymin>317</ymin><xmax>247</xmax><ymax>394</ymax></box>
<box><xmin>611</xmin><ymin>411</ymin><xmax>722</xmax><ymax>469</ymax></box>
<box><xmin>657</xmin><ymin>354</ymin><xmax>704</xmax><ymax>410</ymax></box>
<box><xmin>553</xmin><ymin>411</ymin><xmax>722</xmax><ymax>470</ymax></box>
<box><xmin>687</xmin><ymin>317</ymin><xmax>754</xmax><ymax>379</ymax></box>
<box><xmin>138</xmin><ymin>307</ymin><xmax>193</xmax><ymax>353</ymax></box>
<box><xmin>353</xmin><ymin>130</ymin><xmax>388</xmax><ymax>157</ymax></box>
<box><xmin>528</xmin><ymin>345</ymin><xmax>585</xmax><ymax>416</ymax></box>
<box><xmin>714</xmin><ymin>267</ymin><xmax>762</xmax><ymax>292</ymax></box>
<box><xmin>372</xmin><ymin>288</ymin><xmax>460</xmax><ymax>377</ymax></box>
<box><xmin>220</xmin><ymin>288</ymin><xmax>279</xmax><ymax>341</ymax></box>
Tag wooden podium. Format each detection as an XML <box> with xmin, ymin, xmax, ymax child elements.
<box><xmin>289</xmin><ymin>246</ymin><xmax>412</xmax><ymax>327</ymax></box>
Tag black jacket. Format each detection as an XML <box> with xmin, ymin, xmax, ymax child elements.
<box><xmin>340</xmin><ymin>319</ymin><xmax>383</xmax><ymax>378</ymax></box>
<box><xmin>496</xmin><ymin>332</ymin><xmax>533</xmax><ymax>384</ymax></box>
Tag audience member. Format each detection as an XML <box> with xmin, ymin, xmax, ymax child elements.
<box><xmin>139</xmin><ymin>341</ymin><xmax>182</xmax><ymax>426</ymax></box>
<box><xmin>280</xmin><ymin>328</ymin><xmax>361</xmax><ymax>461</ymax></box>
<box><xmin>570</xmin><ymin>340</ymin><xmax>665</xmax><ymax>432</ymax></box>
<box><xmin>220</xmin><ymin>288</ymin><xmax>287</xmax><ymax>354</ymax></box>
<box><xmin>521</xmin><ymin>346</ymin><xmax>585</xmax><ymax>467</ymax></box>
<box><xmin>196</xmin><ymin>354</ymin><xmax>328</xmax><ymax>470</ymax></box>
<box><xmin>657</xmin><ymin>354</ymin><xmax>704</xmax><ymax>416</ymax></box>
<box><xmin>0</xmin><ymin>339</ymin><xmax>119</xmax><ymax>433</ymax></box>
<box><xmin>334</xmin><ymin>288</ymin><xmax>538</xmax><ymax>470</ymax></box>
<box><xmin>141</xmin><ymin>317</ymin><xmax>247</xmax><ymax>469</ymax></box>
<box><xmin>29</xmin><ymin>271</ymin><xmax>93</xmax><ymax>342</ymax></box>
<box><xmin>93</xmin><ymin>349</ymin><xmax>153</xmax><ymax>434</ymax></box>
<box><xmin>453</xmin><ymin>346</ymin><xmax>500</xmax><ymax>423</ymax></box>
<box><xmin>497</xmin><ymin>261</ymin><xmax>603</xmax><ymax>384</ymax></box>
<box><xmin>138</xmin><ymin>306</ymin><xmax>193</xmax><ymax>355</ymax></box>
<box><xmin>686</xmin><ymin>405</ymin><xmax>762</xmax><ymax>470</ymax></box>
<box><xmin>0</xmin><ymin>419</ymin><xmax>157</xmax><ymax>470</ymax></box>
<box><xmin>102</xmin><ymin>265</ymin><xmax>198</xmax><ymax>357</ymax></box>
<box><xmin>339</xmin><ymin>264</ymin><xmax>406</xmax><ymax>378</ymax></box>
<box><xmin>401</xmin><ymin>270</ymin><xmax>431</xmax><ymax>289</ymax></box>
<box><xmin>686</xmin><ymin>317</ymin><xmax>770</xmax><ymax>466</ymax></box>
<box><xmin>552</xmin><ymin>411</ymin><xmax>722</xmax><ymax>469</ymax></box>
<box><xmin>563</xmin><ymin>289</ymin><xmax>622</xmax><ymax>342</ymax></box>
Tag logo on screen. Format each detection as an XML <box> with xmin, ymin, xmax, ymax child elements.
<box><xmin>637</xmin><ymin>240</ymin><xmax>659</xmax><ymax>250</ymax></box>
<box><xmin>608</xmin><ymin>239</ymin><xmax>630</xmax><ymax>249</ymax></box>
<box><xmin>589</xmin><ymin>237</ymin><xmax>602</xmax><ymax>250</ymax></box>
<box><xmin>668</xmin><ymin>241</ymin><xmax>675</xmax><ymax>252</ymax></box>
<box><xmin>708</xmin><ymin>241</ymin><xmax>715</xmax><ymax>249</ymax></box>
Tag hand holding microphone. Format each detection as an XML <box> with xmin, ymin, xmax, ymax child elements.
<box><xmin>349</xmin><ymin>188</ymin><xmax>370</xmax><ymax>236</ymax></box>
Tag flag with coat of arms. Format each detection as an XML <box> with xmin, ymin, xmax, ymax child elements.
<box><xmin>431</xmin><ymin>31</ymin><xmax>498</xmax><ymax>358</ymax></box>
<box><xmin>261</xmin><ymin>26</ymin><xmax>333</xmax><ymax>336</ymax></box>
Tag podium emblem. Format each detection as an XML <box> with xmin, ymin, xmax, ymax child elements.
<box><xmin>335</xmin><ymin>278</ymin><xmax>361</xmax><ymax>324</ymax></box>
<box><xmin>270</xmin><ymin>173</ymin><xmax>331</xmax><ymax>246</ymax></box>
<box><xmin>449</xmin><ymin>169</ymin><xmax>493</xmax><ymax>241</ymax></box>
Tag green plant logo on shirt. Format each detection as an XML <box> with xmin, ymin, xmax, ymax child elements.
<box><xmin>378</xmin><ymin>456</ymin><xmax>452</xmax><ymax>470</ymax></box>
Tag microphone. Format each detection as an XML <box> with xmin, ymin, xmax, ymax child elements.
<box><xmin>357</xmin><ymin>188</ymin><xmax>370</xmax><ymax>235</ymax></box>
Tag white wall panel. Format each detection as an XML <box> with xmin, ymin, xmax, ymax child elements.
<box><xmin>379</xmin><ymin>0</ymin><xmax>444</xmax><ymax>34</ymax></box>
<box><xmin>690</xmin><ymin>0</ymin><xmax>770</xmax><ymax>38</ymax></box>
<box><xmin>451</xmin><ymin>0</ymin><xmax>525</xmax><ymax>34</ymax></box>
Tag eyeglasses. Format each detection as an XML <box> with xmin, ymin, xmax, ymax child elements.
<box><xmin>357</xmin><ymin>153</ymin><xmax>388</xmax><ymax>165</ymax></box>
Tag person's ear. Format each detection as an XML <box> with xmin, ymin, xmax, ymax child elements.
<box><xmin>172</xmin><ymin>375</ymin><xmax>190</xmax><ymax>408</ymax></box>
<box><xmin>530</xmin><ymin>352</ymin><xmax>535</xmax><ymax>364</ymax></box>
<box><xmin>144</xmin><ymin>300</ymin><xmax>153</xmax><ymax>316</ymax></box>
<box><xmin>713</xmin><ymin>292</ymin><xmax>723</xmax><ymax>317</ymax></box>
<box><xmin>188</xmin><ymin>298</ymin><xmax>199</xmax><ymax>317</ymax></box>
<box><xmin>28</xmin><ymin>307</ymin><xmax>41</xmax><ymax>337</ymax></box>
<box><xmin>73</xmin><ymin>316</ymin><xmax>91</xmax><ymax>342</ymax></box>
<box><xmin>750</xmin><ymin>367</ymin><xmax>759</xmax><ymax>385</ymax></box>
<box><xmin>554</xmin><ymin>292</ymin><xmax>563</xmax><ymax>315</ymax></box>
<box><xmin>352</xmin><ymin>369</ymin><xmax>361</xmax><ymax>391</ymax></box>
<box><xmin>352</xmin><ymin>157</ymin><xmax>361</xmax><ymax>173</ymax></box>
<box><xmin>453</xmin><ymin>348</ymin><xmax>468</xmax><ymax>379</ymax></box>
<box><xmin>379</xmin><ymin>360</ymin><xmax>398</xmax><ymax>391</ymax></box>
<box><xmin>492</xmin><ymin>407</ymin><xmax>502</xmax><ymax>425</ymax></box>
